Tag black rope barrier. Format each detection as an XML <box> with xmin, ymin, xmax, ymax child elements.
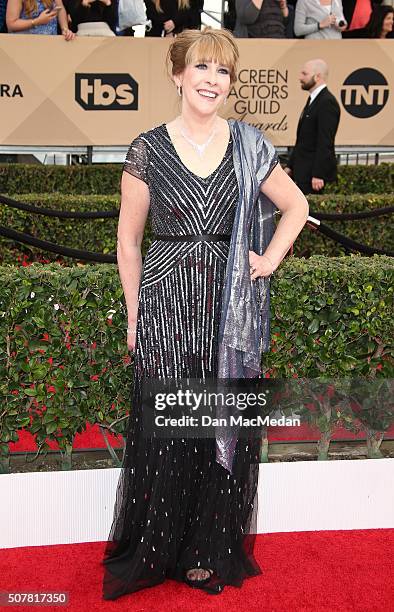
<box><xmin>0</xmin><ymin>225</ymin><xmax>116</xmax><ymax>263</ymax></box>
<box><xmin>1</xmin><ymin>194</ymin><xmax>393</xmax><ymax>222</ymax></box>
<box><xmin>310</xmin><ymin>206</ymin><xmax>394</xmax><ymax>221</ymax></box>
<box><xmin>311</xmin><ymin>222</ymin><xmax>393</xmax><ymax>256</ymax></box>
<box><xmin>1</xmin><ymin>193</ymin><xmax>393</xmax><ymax>260</ymax></box>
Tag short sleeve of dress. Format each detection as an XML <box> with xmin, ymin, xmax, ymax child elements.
<box><xmin>123</xmin><ymin>135</ymin><xmax>149</xmax><ymax>185</ymax></box>
<box><xmin>256</xmin><ymin>132</ymin><xmax>279</xmax><ymax>187</ymax></box>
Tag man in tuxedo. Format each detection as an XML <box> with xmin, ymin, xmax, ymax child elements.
<box><xmin>285</xmin><ymin>59</ymin><xmax>340</xmax><ymax>195</ymax></box>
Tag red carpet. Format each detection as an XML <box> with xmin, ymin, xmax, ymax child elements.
<box><xmin>1</xmin><ymin>530</ymin><xmax>393</xmax><ymax>611</ymax></box>
<box><xmin>9</xmin><ymin>423</ymin><xmax>394</xmax><ymax>454</ymax></box>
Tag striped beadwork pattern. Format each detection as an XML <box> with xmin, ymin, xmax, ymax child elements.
<box><xmin>126</xmin><ymin>123</ymin><xmax>239</xmax><ymax>378</ymax></box>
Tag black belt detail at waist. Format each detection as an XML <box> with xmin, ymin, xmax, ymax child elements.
<box><xmin>153</xmin><ymin>233</ymin><xmax>232</xmax><ymax>243</ymax></box>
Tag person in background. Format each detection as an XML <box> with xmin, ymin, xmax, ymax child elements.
<box><xmin>6</xmin><ymin>0</ymin><xmax>75</xmax><ymax>37</ymax></box>
<box><xmin>0</xmin><ymin>0</ymin><xmax>7</xmax><ymax>31</ymax></box>
<box><xmin>144</xmin><ymin>0</ymin><xmax>202</xmax><ymax>37</ymax></box>
<box><xmin>382</xmin><ymin>0</ymin><xmax>394</xmax><ymax>36</ymax></box>
<box><xmin>342</xmin><ymin>0</ymin><xmax>383</xmax><ymax>37</ymax></box>
<box><xmin>284</xmin><ymin>59</ymin><xmax>340</xmax><ymax>195</ymax></box>
<box><xmin>223</xmin><ymin>0</ymin><xmax>236</xmax><ymax>30</ymax></box>
<box><xmin>233</xmin><ymin>0</ymin><xmax>289</xmax><ymax>38</ymax></box>
<box><xmin>294</xmin><ymin>0</ymin><xmax>347</xmax><ymax>38</ymax></box>
<box><xmin>63</xmin><ymin>0</ymin><xmax>117</xmax><ymax>36</ymax></box>
<box><xmin>365</xmin><ymin>3</ymin><xmax>393</xmax><ymax>36</ymax></box>
<box><xmin>285</xmin><ymin>0</ymin><xmax>297</xmax><ymax>37</ymax></box>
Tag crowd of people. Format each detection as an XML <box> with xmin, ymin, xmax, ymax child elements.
<box><xmin>0</xmin><ymin>0</ymin><xmax>392</xmax><ymax>38</ymax></box>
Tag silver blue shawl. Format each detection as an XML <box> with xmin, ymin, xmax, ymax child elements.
<box><xmin>215</xmin><ymin>119</ymin><xmax>279</xmax><ymax>473</ymax></box>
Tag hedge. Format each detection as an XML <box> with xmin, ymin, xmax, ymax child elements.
<box><xmin>1</xmin><ymin>192</ymin><xmax>392</xmax><ymax>265</ymax></box>
<box><xmin>0</xmin><ymin>164</ymin><xmax>121</xmax><ymax>195</ymax></box>
<box><xmin>0</xmin><ymin>162</ymin><xmax>393</xmax><ymax>195</ymax></box>
<box><xmin>324</xmin><ymin>163</ymin><xmax>394</xmax><ymax>194</ymax></box>
<box><xmin>0</xmin><ymin>256</ymin><xmax>392</xmax><ymax>469</ymax></box>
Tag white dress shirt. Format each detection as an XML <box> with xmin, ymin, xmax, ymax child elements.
<box><xmin>309</xmin><ymin>83</ymin><xmax>327</xmax><ymax>105</ymax></box>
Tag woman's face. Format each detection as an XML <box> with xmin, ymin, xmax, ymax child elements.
<box><xmin>382</xmin><ymin>12</ymin><xmax>393</xmax><ymax>34</ymax></box>
<box><xmin>175</xmin><ymin>60</ymin><xmax>231</xmax><ymax>117</ymax></box>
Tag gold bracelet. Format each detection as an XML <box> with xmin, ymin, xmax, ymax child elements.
<box><xmin>31</xmin><ymin>18</ymin><xmax>35</xmax><ymax>27</ymax></box>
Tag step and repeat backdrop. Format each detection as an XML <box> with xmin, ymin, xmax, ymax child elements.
<box><xmin>0</xmin><ymin>36</ymin><xmax>392</xmax><ymax>146</ymax></box>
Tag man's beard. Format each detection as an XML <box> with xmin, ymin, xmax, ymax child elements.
<box><xmin>301</xmin><ymin>77</ymin><xmax>316</xmax><ymax>91</ymax></box>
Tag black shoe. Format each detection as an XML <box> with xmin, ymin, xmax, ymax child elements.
<box><xmin>184</xmin><ymin>568</ymin><xmax>213</xmax><ymax>589</ymax></box>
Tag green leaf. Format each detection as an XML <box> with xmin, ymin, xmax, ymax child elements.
<box><xmin>46</xmin><ymin>422</ymin><xmax>58</xmax><ymax>435</ymax></box>
<box><xmin>31</xmin><ymin>317</ymin><xmax>46</xmax><ymax>328</ymax></box>
<box><xmin>18</xmin><ymin>417</ymin><xmax>31</xmax><ymax>427</ymax></box>
<box><xmin>32</xmin><ymin>366</ymin><xmax>49</xmax><ymax>380</ymax></box>
<box><xmin>42</xmin><ymin>412</ymin><xmax>56</xmax><ymax>424</ymax></box>
<box><xmin>308</xmin><ymin>319</ymin><xmax>320</xmax><ymax>334</ymax></box>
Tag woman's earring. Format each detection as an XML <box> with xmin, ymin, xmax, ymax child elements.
<box><xmin>223</xmin><ymin>97</ymin><xmax>228</xmax><ymax>106</ymax></box>
<box><xmin>177</xmin><ymin>85</ymin><xmax>182</xmax><ymax>97</ymax></box>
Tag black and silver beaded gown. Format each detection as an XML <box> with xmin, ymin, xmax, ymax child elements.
<box><xmin>102</xmin><ymin>124</ymin><xmax>262</xmax><ymax>599</ymax></box>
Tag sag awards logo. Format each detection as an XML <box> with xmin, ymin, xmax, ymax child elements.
<box><xmin>341</xmin><ymin>68</ymin><xmax>389</xmax><ymax>118</ymax></box>
<box><xmin>227</xmin><ymin>68</ymin><xmax>289</xmax><ymax>133</ymax></box>
<box><xmin>75</xmin><ymin>73</ymin><xmax>138</xmax><ymax>111</ymax></box>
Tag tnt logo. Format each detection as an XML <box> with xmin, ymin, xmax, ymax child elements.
<box><xmin>75</xmin><ymin>73</ymin><xmax>138</xmax><ymax>111</ymax></box>
<box><xmin>341</xmin><ymin>68</ymin><xmax>389</xmax><ymax>118</ymax></box>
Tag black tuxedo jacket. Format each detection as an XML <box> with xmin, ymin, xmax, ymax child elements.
<box><xmin>288</xmin><ymin>87</ymin><xmax>341</xmax><ymax>187</ymax></box>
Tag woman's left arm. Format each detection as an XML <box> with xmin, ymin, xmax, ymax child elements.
<box><xmin>57</xmin><ymin>0</ymin><xmax>76</xmax><ymax>39</ymax></box>
<box><xmin>249</xmin><ymin>164</ymin><xmax>309</xmax><ymax>280</ymax></box>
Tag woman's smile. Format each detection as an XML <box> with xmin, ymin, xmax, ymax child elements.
<box><xmin>197</xmin><ymin>89</ymin><xmax>219</xmax><ymax>100</ymax></box>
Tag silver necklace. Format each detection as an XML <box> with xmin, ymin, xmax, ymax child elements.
<box><xmin>179</xmin><ymin>123</ymin><xmax>217</xmax><ymax>158</ymax></box>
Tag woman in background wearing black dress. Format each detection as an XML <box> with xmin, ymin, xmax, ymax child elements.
<box><xmin>63</xmin><ymin>0</ymin><xmax>116</xmax><ymax>36</ymax></box>
<box><xmin>102</xmin><ymin>27</ymin><xmax>309</xmax><ymax>600</ymax></box>
<box><xmin>144</xmin><ymin>0</ymin><xmax>202</xmax><ymax>36</ymax></box>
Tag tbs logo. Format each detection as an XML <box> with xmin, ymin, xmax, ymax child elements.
<box><xmin>75</xmin><ymin>73</ymin><xmax>138</xmax><ymax>110</ymax></box>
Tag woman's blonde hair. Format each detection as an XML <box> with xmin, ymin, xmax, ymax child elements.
<box><xmin>154</xmin><ymin>0</ymin><xmax>190</xmax><ymax>13</ymax></box>
<box><xmin>167</xmin><ymin>27</ymin><xmax>239</xmax><ymax>85</ymax></box>
<box><xmin>24</xmin><ymin>0</ymin><xmax>53</xmax><ymax>17</ymax></box>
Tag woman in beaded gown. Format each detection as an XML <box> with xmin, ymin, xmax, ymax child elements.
<box><xmin>102</xmin><ymin>28</ymin><xmax>309</xmax><ymax>600</ymax></box>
